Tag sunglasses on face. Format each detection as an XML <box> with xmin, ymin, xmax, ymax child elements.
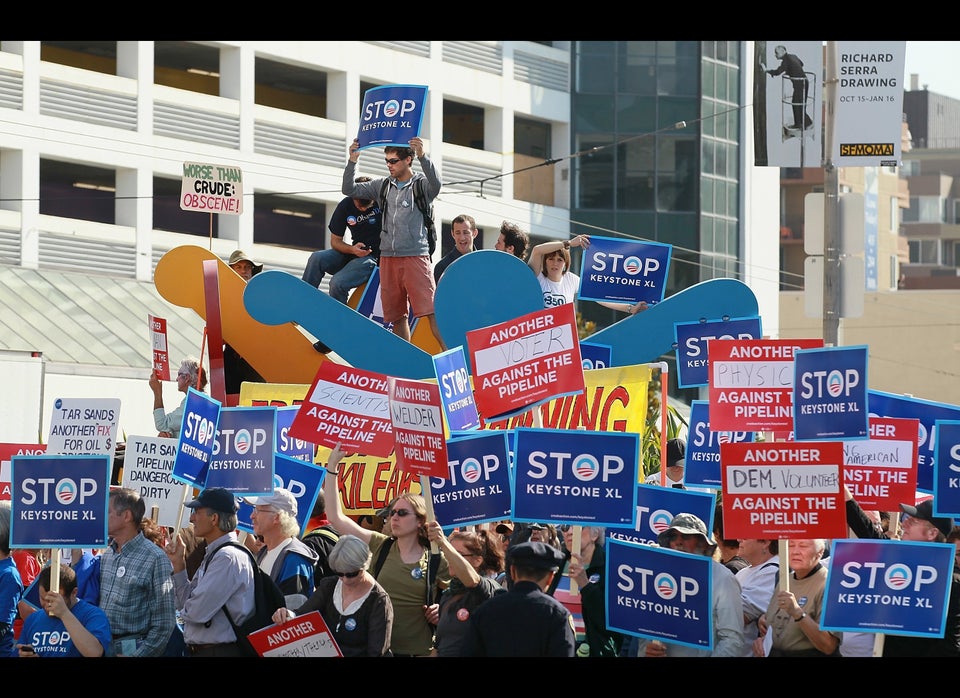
<box><xmin>336</xmin><ymin>570</ymin><xmax>361</xmax><ymax>578</ymax></box>
<box><xmin>387</xmin><ymin>508</ymin><xmax>413</xmax><ymax>518</ymax></box>
<box><xmin>384</xmin><ymin>157</ymin><xmax>403</xmax><ymax>165</ymax></box>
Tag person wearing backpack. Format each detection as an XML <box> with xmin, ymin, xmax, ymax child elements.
<box><xmin>301</xmin><ymin>494</ymin><xmax>341</xmax><ymax>581</ymax></box>
<box><xmin>244</xmin><ymin>489</ymin><xmax>318</xmax><ymax>611</ymax></box>
<box><xmin>342</xmin><ymin>135</ymin><xmax>446</xmax><ymax>351</ymax></box>
<box><xmin>164</xmin><ymin>487</ymin><xmax>256</xmax><ymax>657</ymax></box>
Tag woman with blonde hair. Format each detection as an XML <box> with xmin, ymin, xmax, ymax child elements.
<box><xmin>322</xmin><ymin>444</ymin><xmax>450</xmax><ymax>657</ymax></box>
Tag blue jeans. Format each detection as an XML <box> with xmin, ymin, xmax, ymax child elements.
<box><xmin>302</xmin><ymin>249</ymin><xmax>377</xmax><ymax>304</ymax></box>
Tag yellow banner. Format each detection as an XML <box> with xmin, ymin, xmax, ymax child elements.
<box><xmin>240</xmin><ymin>364</ymin><xmax>651</xmax><ymax>516</ymax></box>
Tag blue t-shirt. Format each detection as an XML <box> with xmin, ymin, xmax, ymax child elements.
<box><xmin>0</xmin><ymin>557</ymin><xmax>23</xmax><ymax>656</ymax></box>
<box><xmin>19</xmin><ymin>598</ymin><xmax>111</xmax><ymax>657</ymax></box>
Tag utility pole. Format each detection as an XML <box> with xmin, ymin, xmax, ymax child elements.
<box><xmin>821</xmin><ymin>41</ymin><xmax>841</xmax><ymax>347</ymax></box>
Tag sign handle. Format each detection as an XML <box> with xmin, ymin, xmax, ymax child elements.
<box><xmin>49</xmin><ymin>550</ymin><xmax>60</xmax><ymax>598</ymax></box>
<box><xmin>778</xmin><ymin>539</ymin><xmax>790</xmax><ymax>592</ymax></box>
<box><xmin>569</xmin><ymin>526</ymin><xmax>582</xmax><ymax>596</ymax></box>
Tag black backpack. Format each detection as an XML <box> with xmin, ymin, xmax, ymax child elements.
<box><xmin>202</xmin><ymin>541</ymin><xmax>285</xmax><ymax>657</ymax></box>
<box><xmin>301</xmin><ymin>524</ymin><xmax>341</xmax><ymax>580</ymax></box>
<box><xmin>378</xmin><ymin>177</ymin><xmax>437</xmax><ymax>255</ymax></box>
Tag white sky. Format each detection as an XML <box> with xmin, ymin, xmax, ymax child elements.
<box><xmin>904</xmin><ymin>41</ymin><xmax>960</xmax><ymax>100</ymax></box>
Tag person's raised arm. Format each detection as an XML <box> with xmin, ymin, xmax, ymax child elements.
<box><xmin>527</xmin><ymin>234</ymin><xmax>590</xmax><ymax>273</ymax></box>
<box><xmin>426</xmin><ymin>521</ymin><xmax>480</xmax><ymax>588</ymax></box>
<box><xmin>598</xmin><ymin>300</ymin><xmax>648</xmax><ymax>315</ymax></box>
<box><xmin>44</xmin><ymin>591</ymin><xmax>104</xmax><ymax>657</ymax></box>
<box><xmin>321</xmin><ymin>443</ymin><xmax>370</xmax><ymax>543</ymax></box>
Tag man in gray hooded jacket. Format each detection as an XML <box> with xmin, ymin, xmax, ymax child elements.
<box><xmin>342</xmin><ymin>136</ymin><xmax>445</xmax><ymax>349</ymax></box>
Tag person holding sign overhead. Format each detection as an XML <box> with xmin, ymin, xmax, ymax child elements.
<box><xmin>527</xmin><ymin>234</ymin><xmax>647</xmax><ymax>314</ymax></box>
<box><xmin>322</xmin><ymin>444</ymin><xmax>450</xmax><ymax>657</ymax></box>
<box><xmin>342</xmin><ymin>135</ymin><xmax>445</xmax><ymax>351</ymax></box>
<box><xmin>150</xmin><ymin>356</ymin><xmax>206</xmax><ymax>439</ymax></box>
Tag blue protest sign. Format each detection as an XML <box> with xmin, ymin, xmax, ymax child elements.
<box><xmin>433</xmin><ymin>346</ymin><xmax>480</xmax><ymax>432</ymax></box>
<box><xmin>793</xmin><ymin>345</ymin><xmax>869</xmax><ymax>441</ymax></box>
<box><xmin>428</xmin><ymin>431</ymin><xmax>512</xmax><ymax>528</ymax></box>
<box><xmin>674</xmin><ymin>316</ymin><xmax>762</xmax><ymax>388</ymax></box>
<box><xmin>580</xmin><ymin>342</ymin><xmax>612</xmax><ymax>371</ymax></box>
<box><xmin>868</xmin><ymin>390</ymin><xmax>960</xmax><ymax>494</ymax></box>
<box><xmin>607</xmin><ymin>538</ymin><xmax>714</xmax><ymax>650</ymax></box>
<box><xmin>933</xmin><ymin>420</ymin><xmax>960</xmax><ymax>518</ymax></box>
<box><xmin>357</xmin><ymin>84</ymin><xmax>428</xmax><ymax>149</ymax></box>
<box><xmin>511</xmin><ymin>428</ymin><xmax>638</xmax><ymax>527</ymax></box>
<box><xmin>204</xmin><ymin>405</ymin><xmax>277</xmax><ymax>495</ymax></box>
<box><xmin>10</xmin><ymin>454</ymin><xmax>110</xmax><ymax>547</ymax></box>
<box><xmin>821</xmin><ymin>539</ymin><xmax>955</xmax><ymax>638</ymax></box>
<box><xmin>577</xmin><ymin>235</ymin><xmax>671</xmax><ymax>306</ymax></box>
<box><xmin>276</xmin><ymin>405</ymin><xmax>314</xmax><ymax>462</ymax></box>
<box><xmin>171</xmin><ymin>387</ymin><xmax>221</xmax><ymax>487</ymax></box>
<box><xmin>607</xmin><ymin>484</ymin><xmax>716</xmax><ymax>546</ymax></box>
<box><xmin>236</xmin><ymin>452</ymin><xmax>327</xmax><ymax>536</ymax></box>
<box><xmin>684</xmin><ymin>400</ymin><xmax>754</xmax><ymax>489</ymax></box>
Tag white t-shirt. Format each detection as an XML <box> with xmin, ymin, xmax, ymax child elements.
<box><xmin>537</xmin><ymin>272</ymin><xmax>580</xmax><ymax>308</ymax></box>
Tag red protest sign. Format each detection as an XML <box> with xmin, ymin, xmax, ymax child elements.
<box><xmin>466</xmin><ymin>303</ymin><xmax>584</xmax><ymax>421</ymax></box>
<box><xmin>148</xmin><ymin>314</ymin><xmax>170</xmax><ymax>381</ymax></box>
<box><xmin>1</xmin><ymin>442</ymin><xmax>46</xmax><ymax>500</ymax></box>
<box><xmin>388</xmin><ymin>377</ymin><xmax>448</xmax><ymax>479</ymax></box>
<box><xmin>708</xmin><ymin>338</ymin><xmax>823</xmax><ymax>432</ymax></box>
<box><xmin>289</xmin><ymin>362</ymin><xmax>394</xmax><ymax>457</ymax></box>
<box><xmin>246</xmin><ymin>611</ymin><xmax>342</xmax><ymax>658</ymax></box>
<box><xmin>842</xmin><ymin>416</ymin><xmax>919</xmax><ymax>510</ymax></box>
<box><xmin>720</xmin><ymin>441</ymin><xmax>846</xmax><ymax>539</ymax></box>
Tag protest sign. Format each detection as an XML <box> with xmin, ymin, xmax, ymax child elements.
<box><xmin>512</xmin><ymin>428</ymin><xmax>638</xmax><ymax>528</ymax></box>
<box><xmin>121</xmin><ymin>435</ymin><xmax>186</xmax><ymax>529</ymax></box>
<box><xmin>607</xmin><ymin>539</ymin><xmax>714</xmax><ymax>650</ymax></box>
<box><xmin>842</xmin><ymin>417</ymin><xmax>919</xmax><ymax>510</ymax></box>
<box><xmin>10</xmin><ymin>454</ymin><xmax>110</xmax><ymax>547</ymax></box>
<box><xmin>579</xmin><ymin>342</ymin><xmax>612</xmax><ymax>371</ymax></box>
<box><xmin>674</xmin><ymin>316</ymin><xmax>762</xmax><ymax>389</ymax></box>
<box><xmin>821</xmin><ymin>539</ymin><xmax>954</xmax><ymax>638</ymax></box>
<box><xmin>868</xmin><ymin>389</ymin><xmax>960</xmax><ymax>494</ymax></box>
<box><xmin>467</xmin><ymin>303</ymin><xmax>584</xmax><ymax>421</ymax></box>
<box><xmin>290</xmin><ymin>363</ymin><xmax>394</xmax><ymax>457</ymax></box>
<box><xmin>171</xmin><ymin>387</ymin><xmax>221</xmax><ymax>487</ymax></box>
<box><xmin>607</xmin><ymin>485</ymin><xmax>716</xmax><ymax>546</ymax></box>
<box><xmin>46</xmin><ymin>397</ymin><xmax>121</xmax><ymax>457</ymax></box>
<box><xmin>576</xmin><ymin>235</ymin><xmax>671</xmax><ymax>306</ymax></box>
<box><xmin>933</xmin><ymin>419</ymin><xmax>960</xmax><ymax>517</ymax></box>
<box><xmin>357</xmin><ymin>84</ymin><xmax>427</xmax><ymax>149</ymax></box>
<box><xmin>428</xmin><ymin>431</ymin><xmax>512</xmax><ymax>528</ymax></box>
<box><xmin>148</xmin><ymin>314</ymin><xmax>170</xmax><ymax>381</ymax></box>
<box><xmin>684</xmin><ymin>400</ymin><xmax>754</xmax><ymax>489</ymax></box>
<box><xmin>236</xmin><ymin>453</ymin><xmax>327</xmax><ymax>536</ymax></box>
<box><xmin>708</xmin><ymin>338</ymin><xmax>823</xmax><ymax>432</ymax></box>
<box><xmin>433</xmin><ymin>347</ymin><xmax>480</xmax><ymax>432</ymax></box>
<box><xmin>720</xmin><ymin>441</ymin><xmax>846</xmax><ymax>539</ymax></box>
<box><xmin>389</xmin><ymin>377</ymin><xmax>447</xmax><ymax>479</ymax></box>
<box><xmin>1</xmin><ymin>443</ymin><xmax>46</xmax><ymax>500</ymax></box>
<box><xmin>204</xmin><ymin>405</ymin><xmax>277</xmax><ymax>495</ymax></box>
<box><xmin>793</xmin><ymin>344</ymin><xmax>869</xmax><ymax>441</ymax></box>
<box><xmin>246</xmin><ymin>611</ymin><xmax>342</xmax><ymax>658</ymax></box>
<box><xmin>276</xmin><ymin>405</ymin><xmax>314</xmax><ymax>462</ymax></box>
<box><xmin>180</xmin><ymin>161</ymin><xmax>243</xmax><ymax>215</ymax></box>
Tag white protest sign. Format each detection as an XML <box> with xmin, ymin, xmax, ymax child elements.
<box><xmin>121</xmin><ymin>435</ymin><xmax>191</xmax><ymax>529</ymax></box>
<box><xmin>180</xmin><ymin>161</ymin><xmax>243</xmax><ymax>215</ymax></box>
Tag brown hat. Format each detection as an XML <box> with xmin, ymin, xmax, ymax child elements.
<box><xmin>227</xmin><ymin>249</ymin><xmax>263</xmax><ymax>274</ymax></box>
<box><xmin>495</xmin><ymin>523</ymin><xmax>514</xmax><ymax>535</ymax></box>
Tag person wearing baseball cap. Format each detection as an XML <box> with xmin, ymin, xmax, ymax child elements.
<box><xmin>625</xmin><ymin>513</ymin><xmax>745</xmax><ymax>657</ymax></box>
<box><xmin>164</xmin><ymin>487</ymin><xmax>253</xmax><ymax>657</ymax></box>
<box><xmin>243</xmin><ymin>488</ymin><xmax>318</xmax><ymax>610</ymax></box>
<box><xmin>460</xmin><ymin>541</ymin><xmax>575</xmax><ymax>657</ymax></box>
<box><xmin>845</xmin><ymin>486</ymin><xmax>960</xmax><ymax>656</ymax></box>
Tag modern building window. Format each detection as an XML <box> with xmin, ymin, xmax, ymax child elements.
<box><xmin>908</xmin><ymin>239</ymin><xmax>940</xmax><ymax>264</ymax></box>
<box><xmin>40</xmin><ymin>41</ymin><xmax>116</xmax><ymax>75</ymax></box>
<box><xmin>443</xmin><ymin>100</ymin><xmax>484</xmax><ymax>149</ymax></box>
<box><xmin>40</xmin><ymin>160</ymin><xmax>115</xmax><ymax>224</ymax></box>
<box><xmin>255</xmin><ymin>58</ymin><xmax>327</xmax><ymax>118</ymax></box>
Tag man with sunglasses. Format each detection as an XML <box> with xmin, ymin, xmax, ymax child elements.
<box><xmin>302</xmin><ymin>176</ymin><xmax>382</xmax><ymax>308</ymax></box>
<box><xmin>342</xmin><ymin>136</ymin><xmax>446</xmax><ymax>351</ymax></box>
